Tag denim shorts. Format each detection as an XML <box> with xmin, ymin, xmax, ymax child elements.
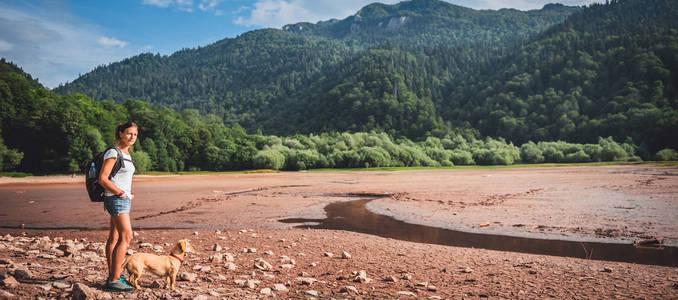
<box><xmin>104</xmin><ymin>195</ymin><xmax>132</xmax><ymax>217</ymax></box>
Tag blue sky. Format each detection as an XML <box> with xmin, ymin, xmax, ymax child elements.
<box><xmin>0</xmin><ymin>0</ymin><xmax>601</xmax><ymax>88</ymax></box>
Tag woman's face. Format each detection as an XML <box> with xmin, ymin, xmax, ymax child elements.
<box><xmin>119</xmin><ymin>126</ymin><xmax>138</xmax><ymax>147</ymax></box>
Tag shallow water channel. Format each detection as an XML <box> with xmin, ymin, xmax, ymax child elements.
<box><xmin>280</xmin><ymin>195</ymin><xmax>678</xmax><ymax>267</ymax></box>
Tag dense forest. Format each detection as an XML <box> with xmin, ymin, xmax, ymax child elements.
<box><xmin>3</xmin><ymin>59</ymin><xmax>671</xmax><ymax>174</ymax></box>
<box><xmin>2</xmin><ymin>0</ymin><xmax>678</xmax><ymax>174</ymax></box>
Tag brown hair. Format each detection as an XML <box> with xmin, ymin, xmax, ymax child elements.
<box><xmin>115</xmin><ymin>121</ymin><xmax>138</xmax><ymax>140</ymax></box>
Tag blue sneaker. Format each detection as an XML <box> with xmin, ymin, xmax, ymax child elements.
<box><xmin>105</xmin><ymin>278</ymin><xmax>135</xmax><ymax>292</ymax></box>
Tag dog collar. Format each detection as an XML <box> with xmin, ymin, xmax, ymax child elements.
<box><xmin>170</xmin><ymin>254</ymin><xmax>183</xmax><ymax>263</ymax></box>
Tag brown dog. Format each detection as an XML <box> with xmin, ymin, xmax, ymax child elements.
<box><xmin>121</xmin><ymin>239</ymin><xmax>195</xmax><ymax>289</ymax></box>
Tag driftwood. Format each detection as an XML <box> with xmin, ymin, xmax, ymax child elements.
<box><xmin>633</xmin><ymin>237</ymin><xmax>664</xmax><ymax>247</ymax></box>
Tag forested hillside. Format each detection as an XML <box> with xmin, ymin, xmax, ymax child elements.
<box><xmin>52</xmin><ymin>0</ymin><xmax>678</xmax><ymax>160</ymax></box>
<box><xmin>4</xmin><ymin>58</ymin><xmax>666</xmax><ymax>174</ymax></box>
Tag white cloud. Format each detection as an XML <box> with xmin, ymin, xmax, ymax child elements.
<box><xmin>98</xmin><ymin>36</ymin><xmax>129</xmax><ymax>48</ymax></box>
<box><xmin>0</xmin><ymin>3</ymin><xmax>139</xmax><ymax>88</ymax></box>
<box><xmin>199</xmin><ymin>0</ymin><xmax>220</xmax><ymax>11</ymax></box>
<box><xmin>235</xmin><ymin>0</ymin><xmax>604</xmax><ymax>28</ymax></box>
<box><xmin>235</xmin><ymin>0</ymin><xmax>399</xmax><ymax>28</ymax></box>
<box><xmin>141</xmin><ymin>0</ymin><xmax>174</xmax><ymax>8</ymax></box>
<box><xmin>470</xmin><ymin>0</ymin><xmax>603</xmax><ymax>10</ymax></box>
<box><xmin>0</xmin><ymin>39</ymin><xmax>13</xmax><ymax>51</ymax></box>
<box><xmin>142</xmin><ymin>0</ymin><xmax>194</xmax><ymax>11</ymax></box>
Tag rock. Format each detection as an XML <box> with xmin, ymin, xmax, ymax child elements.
<box><xmin>384</xmin><ymin>276</ymin><xmax>398</xmax><ymax>282</ymax></box>
<box><xmin>602</xmin><ymin>267</ymin><xmax>613</xmax><ymax>273</ymax></box>
<box><xmin>462</xmin><ymin>267</ymin><xmax>473</xmax><ymax>273</ymax></box>
<box><xmin>246</xmin><ymin>280</ymin><xmax>260</xmax><ymax>289</ymax></box>
<box><xmin>254</xmin><ymin>258</ymin><xmax>273</xmax><ymax>271</ymax></box>
<box><xmin>52</xmin><ymin>280</ymin><xmax>71</xmax><ymax>289</ymax></box>
<box><xmin>305</xmin><ymin>290</ymin><xmax>318</xmax><ymax>296</ymax></box>
<box><xmin>225</xmin><ymin>262</ymin><xmax>237</xmax><ymax>270</ymax></box>
<box><xmin>192</xmin><ymin>296</ymin><xmax>209</xmax><ymax>300</ymax></box>
<box><xmin>126</xmin><ymin>249</ymin><xmax>136</xmax><ymax>255</ymax></box>
<box><xmin>133</xmin><ymin>231</ymin><xmax>139</xmax><ymax>237</ymax></box>
<box><xmin>398</xmin><ymin>291</ymin><xmax>417</xmax><ymax>297</ymax></box>
<box><xmin>200</xmin><ymin>266</ymin><xmax>211</xmax><ymax>272</ymax></box>
<box><xmin>402</xmin><ymin>273</ymin><xmax>412</xmax><ymax>280</ymax></box>
<box><xmin>139</xmin><ymin>242</ymin><xmax>153</xmax><ymax>248</ymax></box>
<box><xmin>71</xmin><ymin>283</ymin><xmax>97</xmax><ymax>300</ymax></box>
<box><xmin>280</xmin><ymin>255</ymin><xmax>295</xmax><ymax>264</ymax></box>
<box><xmin>153</xmin><ymin>245</ymin><xmax>164</xmax><ymax>252</ymax></box>
<box><xmin>281</xmin><ymin>264</ymin><xmax>293</xmax><ymax>269</ymax></box>
<box><xmin>180</xmin><ymin>272</ymin><xmax>198</xmax><ymax>282</ymax></box>
<box><xmin>208</xmin><ymin>291</ymin><xmax>220</xmax><ymax>297</ymax></box>
<box><xmin>295</xmin><ymin>277</ymin><xmax>317</xmax><ymax>286</ymax></box>
<box><xmin>150</xmin><ymin>280</ymin><xmax>164</xmax><ymax>288</ymax></box>
<box><xmin>234</xmin><ymin>279</ymin><xmax>247</xmax><ymax>286</ymax></box>
<box><xmin>310</xmin><ymin>262</ymin><xmax>318</xmax><ymax>267</ymax></box>
<box><xmin>0</xmin><ymin>258</ymin><xmax>13</xmax><ymax>265</ymax></box>
<box><xmin>1</xmin><ymin>276</ymin><xmax>19</xmax><ymax>289</ymax></box>
<box><xmin>210</xmin><ymin>254</ymin><xmax>223</xmax><ymax>263</ymax></box>
<box><xmin>14</xmin><ymin>268</ymin><xmax>32</xmax><ymax>280</ymax></box>
<box><xmin>342</xmin><ymin>251</ymin><xmax>352</xmax><ymax>259</ymax></box>
<box><xmin>416</xmin><ymin>281</ymin><xmax>428</xmax><ymax>287</ymax></box>
<box><xmin>273</xmin><ymin>283</ymin><xmax>288</xmax><ymax>291</ymax></box>
<box><xmin>353</xmin><ymin>270</ymin><xmax>372</xmax><ymax>283</ymax></box>
<box><xmin>429</xmin><ymin>296</ymin><xmax>442</xmax><ymax>299</ymax></box>
<box><xmin>213</xmin><ymin>244</ymin><xmax>222</xmax><ymax>251</ymax></box>
<box><xmin>193</xmin><ymin>231</ymin><xmax>199</xmax><ymax>236</ymax></box>
<box><xmin>427</xmin><ymin>285</ymin><xmax>437</xmax><ymax>291</ymax></box>
<box><xmin>323</xmin><ymin>252</ymin><xmax>334</xmax><ymax>257</ymax></box>
<box><xmin>0</xmin><ymin>290</ymin><xmax>15</xmax><ymax>299</ymax></box>
<box><xmin>57</xmin><ymin>243</ymin><xmax>78</xmax><ymax>256</ymax></box>
<box><xmin>260</xmin><ymin>288</ymin><xmax>272</xmax><ymax>295</ymax></box>
<box><xmin>244</xmin><ymin>248</ymin><xmax>257</xmax><ymax>253</ymax></box>
<box><xmin>37</xmin><ymin>254</ymin><xmax>56</xmax><ymax>259</ymax></box>
<box><xmin>223</xmin><ymin>253</ymin><xmax>235</xmax><ymax>262</ymax></box>
<box><xmin>264</xmin><ymin>250</ymin><xmax>274</xmax><ymax>255</ymax></box>
<box><xmin>339</xmin><ymin>285</ymin><xmax>359</xmax><ymax>294</ymax></box>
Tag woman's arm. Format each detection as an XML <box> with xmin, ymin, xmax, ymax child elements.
<box><xmin>99</xmin><ymin>157</ymin><xmax>125</xmax><ymax>197</ymax></box>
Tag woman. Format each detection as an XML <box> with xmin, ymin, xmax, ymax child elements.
<box><xmin>99</xmin><ymin>122</ymin><xmax>138</xmax><ymax>292</ymax></box>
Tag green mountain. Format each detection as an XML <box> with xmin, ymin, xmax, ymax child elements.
<box><xmin>54</xmin><ymin>0</ymin><xmax>678</xmax><ymax>154</ymax></box>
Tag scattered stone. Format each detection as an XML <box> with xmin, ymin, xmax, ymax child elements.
<box><xmin>200</xmin><ymin>266</ymin><xmax>211</xmax><ymax>272</ymax></box>
<box><xmin>225</xmin><ymin>262</ymin><xmax>237</xmax><ymax>270</ymax></box>
<box><xmin>263</xmin><ymin>274</ymin><xmax>275</xmax><ymax>280</ymax></box>
<box><xmin>71</xmin><ymin>283</ymin><xmax>97</xmax><ymax>300</ymax></box>
<box><xmin>52</xmin><ymin>280</ymin><xmax>71</xmax><ymax>289</ymax></box>
<box><xmin>192</xmin><ymin>295</ymin><xmax>209</xmax><ymax>300</ymax></box>
<box><xmin>150</xmin><ymin>280</ymin><xmax>164</xmax><ymax>288</ymax></box>
<box><xmin>193</xmin><ymin>232</ymin><xmax>199</xmax><ymax>236</ymax></box>
<box><xmin>254</xmin><ymin>258</ymin><xmax>273</xmax><ymax>271</ymax></box>
<box><xmin>353</xmin><ymin>270</ymin><xmax>372</xmax><ymax>283</ymax></box>
<box><xmin>462</xmin><ymin>267</ymin><xmax>473</xmax><ymax>273</ymax></box>
<box><xmin>0</xmin><ymin>290</ymin><xmax>15</xmax><ymax>299</ymax></box>
<box><xmin>245</xmin><ymin>248</ymin><xmax>257</xmax><ymax>253</ymax></box>
<box><xmin>602</xmin><ymin>267</ymin><xmax>613</xmax><ymax>273</ymax></box>
<box><xmin>246</xmin><ymin>280</ymin><xmax>260</xmax><ymax>289</ymax></box>
<box><xmin>264</xmin><ymin>250</ymin><xmax>274</xmax><ymax>255</ymax></box>
<box><xmin>133</xmin><ymin>231</ymin><xmax>139</xmax><ymax>237</ymax></box>
<box><xmin>310</xmin><ymin>262</ymin><xmax>318</xmax><ymax>267</ymax></box>
<box><xmin>1</xmin><ymin>276</ymin><xmax>19</xmax><ymax>289</ymax></box>
<box><xmin>416</xmin><ymin>281</ymin><xmax>428</xmax><ymax>287</ymax></box>
<box><xmin>234</xmin><ymin>279</ymin><xmax>247</xmax><ymax>286</ymax></box>
<box><xmin>295</xmin><ymin>277</ymin><xmax>317</xmax><ymax>286</ymax></box>
<box><xmin>213</xmin><ymin>244</ymin><xmax>222</xmax><ymax>251</ymax></box>
<box><xmin>0</xmin><ymin>258</ymin><xmax>12</xmax><ymax>265</ymax></box>
<box><xmin>223</xmin><ymin>253</ymin><xmax>235</xmax><ymax>262</ymax></box>
<box><xmin>180</xmin><ymin>272</ymin><xmax>198</xmax><ymax>282</ymax></box>
<box><xmin>14</xmin><ymin>268</ymin><xmax>32</xmax><ymax>280</ymax></box>
<box><xmin>323</xmin><ymin>252</ymin><xmax>334</xmax><ymax>257</ymax></box>
<box><xmin>427</xmin><ymin>285</ymin><xmax>437</xmax><ymax>291</ymax></box>
<box><xmin>153</xmin><ymin>245</ymin><xmax>164</xmax><ymax>252</ymax></box>
<box><xmin>342</xmin><ymin>251</ymin><xmax>352</xmax><ymax>259</ymax></box>
<box><xmin>139</xmin><ymin>242</ymin><xmax>153</xmax><ymax>248</ymax></box>
<box><xmin>429</xmin><ymin>296</ymin><xmax>442</xmax><ymax>299</ymax></box>
<box><xmin>281</xmin><ymin>264</ymin><xmax>293</xmax><ymax>269</ymax></box>
<box><xmin>398</xmin><ymin>291</ymin><xmax>417</xmax><ymax>297</ymax></box>
<box><xmin>260</xmin><ymin>288</ymin><xmax>272</xmax><ymax>295</ymax></box>
<box><xmin>273</xmin><ymin>283</ymin><xmax>288</xmax><ymax>291</ymax></box>
<box><xmin>305</xmin><ymin>290</ymin><xmax>318</xmax><ymax>297</ymax></box>
<box><xmin>402</xmin><ymin>273</ymin><xmax>412</xmax><ymax>280</ymax></box>
<box><xmin>37</xmin><ymin>254</ymin><xmax>56</xmax><ymax>259</ymax></box>
<box><xmin>210</xmin><ymin>254</ymin><xmax>223</xmax><ymax>263</ymax></box>
<box><xmin>208</xmin><ymin>291</ymin><xmax>220</xmax><ymax>297</ymax></box>
<box><xmin>384</xmin><ymin>276</ymin><xmax>398</xmax><ymax>282</ymax></box>
<box><xmin>127</xmin><ymin>249</ymin><xmax>136</xmax><ymax>255</ymax></box>
<box><xmin>339</xmin><ymin>285</ymin><xmax>359</xmax><ymax>294</ymax></box>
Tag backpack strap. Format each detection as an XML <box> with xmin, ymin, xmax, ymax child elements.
<box><xmin>109</xmin><ymin>147</ymin><xmax>125</xmax><ymax>179</ymax></box>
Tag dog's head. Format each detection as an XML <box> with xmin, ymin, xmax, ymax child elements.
<box><xmin>170</xmin><ymin>239</ymin><xmax>195</xmax><ymax>256</ymax></box>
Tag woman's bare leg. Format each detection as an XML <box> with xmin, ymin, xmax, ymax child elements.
<box><xmin>110</xmin><ymin>213</ymin><xmax>133</xmax><ymax>281</ymax></box>
<box><xmin>106</xmin><ymin>218</ymin><xmax>119</xmax><ymax>280</ymax></box>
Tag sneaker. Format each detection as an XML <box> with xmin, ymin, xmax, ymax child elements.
<box><xmin>119</xmin><ymin>276</ymin><xmax>131</xmax><ymax>287</ymax></box>
<box><xmin>105</xmin><ymin>278</ymin><xmax>135</xmax><ymax>292</ymax></box>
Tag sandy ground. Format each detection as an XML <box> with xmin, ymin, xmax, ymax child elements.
<box><xmin>1</xmin><ymin>165</ymin><xmax>677</xmax><ymax>298</ymax></box>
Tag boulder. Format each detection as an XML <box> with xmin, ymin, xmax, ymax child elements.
<box><xmin>71</xmin><ymin>283</ymin><xmax>98</xmax><ymax>300</ymax></box>
<box><xmin>180</xmin><ymin>272</ymin><xmax>198</xmax><ymax>282</ymax></box>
